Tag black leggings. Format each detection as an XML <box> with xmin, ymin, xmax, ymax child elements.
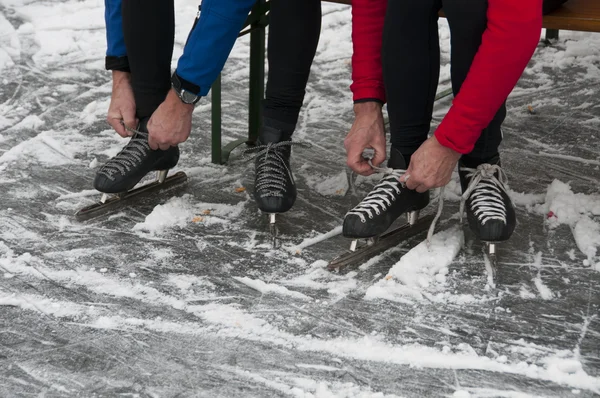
<box><xmin>122</xmin><ymin>0</ymin><xmax>321</xmax><ymax>130</ymax></box>
<box><xmin>383</xmin><ymin>0</ymin><xmax>505</xmax><ymax>162</ymax></box>
<box><xmin>122</xmin><ymin>0</ymin><xmax>174</xmax><ymax>119</ymax></box>
<box><xmin>263</xmin><ymin>0</ymin><xmax>322</xmax><ymax>131</ymax></box>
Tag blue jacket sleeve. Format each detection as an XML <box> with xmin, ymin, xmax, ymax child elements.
<box><xmin>105</xmin><ymin>0</ymin><xmax>126</xmax><ymax>57</ymax></box>
<box><xmin>175</xmin><ymin>0</ymin><xmax>256</xmax><ymax>96</ymax></box>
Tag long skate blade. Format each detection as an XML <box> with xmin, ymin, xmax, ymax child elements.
<box><xmin>74</xmin><ymin>171</ymin><xmax>188</xmax><ymax>222</ymax></box>
<box><xmin>328</xmin><ymin>214</ymin><xmax>434</xmax><ymax>271</ymax></box>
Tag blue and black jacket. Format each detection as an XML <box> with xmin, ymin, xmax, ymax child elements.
<box><xmin>104</xmin><ymin>0</ymin><xmax>256</xmax><ymax>97</ymax></box>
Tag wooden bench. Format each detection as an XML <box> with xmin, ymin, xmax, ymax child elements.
<box><xmin>210</xmin><ymin>0</ymin><xmax>600</xmax><ymax>164</ymax></box>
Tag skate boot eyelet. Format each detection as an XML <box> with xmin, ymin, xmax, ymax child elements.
<box><xmin>369</xmin><ymin>215</ymin><xmax>373</xmax><ymax>219</ymax></box>
<box><xmin>361</xmin><ymin>219</ymin><xmax>366</xmax><ymax>224</ymax></box>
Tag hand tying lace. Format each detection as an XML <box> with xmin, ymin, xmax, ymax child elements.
<box><xmin>97</xmin><ymin>125</ymin><xmax>150</xmax><ymax>181</ymax></box>
<box><xmin>346</xmin><ymin>159</ymin><xmax>446</xmax><ymax>245</ymax></box>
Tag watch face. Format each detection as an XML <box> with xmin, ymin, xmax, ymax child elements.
<box><xmin>181</xmin><ymin>90</ymin><xmax>198</xmax><ymax>104</ymax></box>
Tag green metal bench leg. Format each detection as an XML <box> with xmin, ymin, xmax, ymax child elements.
<box><xmin>248</xmin><ymin>0</ymin><xmax>266</xmax><ymax>145</ymax></box>
<box><xmin>212</xmin><ymin>71</ymin><xmax>247</xmax><ymax>165</ymax></box>
<box><xmin>211</xmin><ymin>74</ymin><xmax>222</xmax><ymax>164</ymax></box>
<box><xmin>546</xmin><ymin>29</ymin><xmax>559</xmax><ymax>41</ymax></box>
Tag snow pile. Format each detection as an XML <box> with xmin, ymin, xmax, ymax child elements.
<box><xmin>234</xmin><ymin>276</ymin><xmax>312</xmax><ymax>301</ymax></box>
<box><xmin>536</xmin><ymin>180</ymin><xmax>600</xmax><ymax>269</ymax></box>
<box><xmin>573</xmin><ymin>217</ymin><xmax>600</xmax><ymax>265</ymax></box>
<box><xmin>282</xmin><ymin>260</ymin><xmax>358</xmax><ymax>298</ymax></box>
<box><xmin>304</xmin><ymin>170</ymin><xmax>349</xmax><ymax>197</ymax></box>
<box><xmin>133</xmin><ymin>194</ymin><xmax>245</xmax><ymax>234</ymax></box>
<box><xmin>133</xmin><ymin>195</ymin><xmax>197</xmax><ymax>233</ymax></box>
<box><xmin>365</xmin><ymin>227</ymin><xmax>465</xmax><ymax>303</ymax></box>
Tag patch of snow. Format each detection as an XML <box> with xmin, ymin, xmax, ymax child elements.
<box><xmin>234</xmin><ymin>276</ymin><xmax>312</xmax><ymax>301</ymax></box>
<box><xmin>365</xmin><ymin>227</ymin><xmax>464</xmax><ymax>302</ymax></box>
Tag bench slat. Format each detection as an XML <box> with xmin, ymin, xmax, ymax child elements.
<box><xmin>543</xmin><ymin>0</ymin><xmax>600</xmax><ymax>32</ymax></box>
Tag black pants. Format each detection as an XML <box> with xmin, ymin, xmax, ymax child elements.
<box><xmin>122</xmin><ymin>0</ymin><xmax>321</xmax><ymax>131</ymax></box>
<box><xmin>263</xmin><ymin>0</ymin><xmax>321</xmax><ymax>132</ymax></box>
<box><xmin>383</xmin><ymin>0</ymin><xmax>505</xmax><ymax>163</ymax></box>
<box><xmin>122</xmin><ymin>0</ymin><xmax>174</xmax><ymax>119</ymax></box>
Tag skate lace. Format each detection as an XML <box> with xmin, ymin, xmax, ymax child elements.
<box><xmin>97</xmin><ymin>126</ymin><xmax>150</xmax><ymax>181</ymax></box>
<box><xmin>345</xmin><ymin>163</ymin><xmax>405</xmax><ymax>223</ymax></box>
<box><xmin>459</xmin><ymin>164</ymin><xmax>509</xmax><ymax>225</ymax></box>
<box><xmin>244</xmin><ymin>141</ymin><xmax>310</xmax><ymax>198</ymax></box>
<box><xmin>345</xmin><ymin>160</ymin><xmax>445</xmax><ymax>245</ymax></box>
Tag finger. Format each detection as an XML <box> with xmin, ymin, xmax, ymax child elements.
<box><xmin>371</xmin><ymin>145</ymin><xmax>386</xmax><ymax>168</ymax></box>
<box><xmin>405</xmin><ymin>174</ymin><xmax>420</xmax><ymax>191</ymax></box>
<box><xmin>148</xmin><ymin>135</ymin><xmax>159</xmax><ymax>150</ymax></box>
<box><xmin>107</xmin><ymin>117</ymin><xmax>128</xmax><ymax>138</ymax></box>
<box><xmin>399</xmin><ymin>164</ymin><xmax>413</xmax><ymax>183</ymax></box>
<box><xmin>347</xmin><ymin>157</ymin><xmax>374</xmax><ymax>176</ymax></box>
<box><xmin>415</xmin><ymin>184</ymin><xmax>429</xmax><ymax>193</ymax></box>
<box><xmin>158</xmin><ymin>143</ymin><xmax>170</xmax><ymax>151</ymax></box>
<box><xmin>122</xmin><ymin>113</ymin><xmax>138</xmax><ymax>135</ymax></box>
<box><xmin>346</xmin><ymin>145</ymin><xmax>375</xmax><ymax>175</ymax></box>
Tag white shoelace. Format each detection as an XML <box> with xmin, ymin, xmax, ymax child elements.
<box><xmin>98</xmin><ymin>126</ymin><xmax>150</xmax><ymax>181</ymax></box>
<box><xmin>345</xmin><ymin>161</ymin><xmax>508</xmax><ymax>245</ymax></box>
<box><xmin>345</xmin><ymin>162</ymin><xmax>405</xmax><ymax>223</ymax></box>
<box><xmin>244</xmin><ymin>141</ymin><xmax>310</xmax><ymax>198</ymax></box>
<box><xmin>459</xmin><ymin>163</ymin><xmax>509</xmax><ymax>225</ymax></box>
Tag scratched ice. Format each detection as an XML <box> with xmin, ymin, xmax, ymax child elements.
<box><xmin>0</xmin><ymin>1</ymin><xmax>599</xmax><ymax>396</ymax></box>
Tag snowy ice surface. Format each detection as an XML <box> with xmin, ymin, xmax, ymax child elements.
<box><xmin>0</xmin><ymin>0</ymin><xmax>599</xmax><ymax>396</ymax></box>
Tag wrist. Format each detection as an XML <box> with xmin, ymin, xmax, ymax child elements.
<box><xmin>167</xmin><ymin>89</ymin><xmax>195</xmax><ymax>112</ymax></box>
<box><xmin>112</xmin><ymin>70</ymin><xmax>131</xmax><ymax>87</ymax></box>
<box><xmin>353</xmin><ymin>101</ymin><xmax>382</xmax><ymax>115</ymax></box>
<box><xmin>170</xmin><ymin>72</ymin><xmax>201</xmax><ymax>105</ymax></box>
<box><xmin>433</xmin><ymin>135</ymin><xmax>462</xmax><ymax>158</ymax></box>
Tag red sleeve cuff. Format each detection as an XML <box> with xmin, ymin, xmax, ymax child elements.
<box><xmin>434</xmin><ymin>120</ymin><xmax>475</xmax><ymax>155</ymax></box>
<box><xmin>351</xmin><ymin>85</ymin><xmax>386</xmax><ymax>104</ymax></box>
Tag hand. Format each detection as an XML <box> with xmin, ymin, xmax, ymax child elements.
<box><xmin>399</xmin><ymin>135</ymin><xmax>461</xmax><ymax>193</ymax></box>
<box><xmin>147</xmin><ymin>89</ymin><xmax>195</xmax><ymax>150</ymax></box>
<box><xmin>344</xmin><ymin>101</ymin><xmax>386</xmax><ymax>176</ymax></box>
<box><xmin>107</xmin><ymin>71</ymin><xmax>138</xmax><ymax>137</ymax></box>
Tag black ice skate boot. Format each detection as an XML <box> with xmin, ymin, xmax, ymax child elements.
<box><xmin>93</xmin><ymin>117</ymin><xmax>180</xmax><ymax>194</ymax></box>
<box><xmin>343</xmin><ymin>148</ymin><xmax>430</xmax><ymax>240</ymax></box>
<box><xmin>458</xmin><ymin>156</ymin><xmax>516</xmax><ymax>245</ymax></box>
<box><xmin>251</xmin><ymin>122</ymin><xmax>303</xmax><ymax>224</ymax></box>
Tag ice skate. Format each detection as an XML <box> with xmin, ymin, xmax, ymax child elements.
<box><xmin>75</xmin><ymin>118</ymin><xmax>187</xmax><ymax>221</ymax></box>
<box><xmin>245</xmin><ymin>124</ymin><xmax>309</xmax><ymax>245</ymax></box>
<box><xmin>329</xmin><ymin>148</ymin><xmax>432</xmax><ymax>270</ymax></box>
<box><xmin>459</xmin><ymin>156</ymin><xmax>516</xmax><ymax>280</ymax></box>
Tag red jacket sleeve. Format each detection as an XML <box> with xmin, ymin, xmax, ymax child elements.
<box><xmin>350</xmin><ymin>0</ymin><xmax>387</xmax><ymax>103</ymax></box>
<box><xmin>434</xmin><ymin>0</ymin><xmax>543</xmax><ymax>154</ymax></box>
